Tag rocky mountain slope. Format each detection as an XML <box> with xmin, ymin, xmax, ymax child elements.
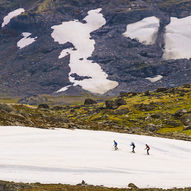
<box><xmin>1</xmin><ymin>0</ymin><xmax>191</xmax><ymax>97</ymax></box>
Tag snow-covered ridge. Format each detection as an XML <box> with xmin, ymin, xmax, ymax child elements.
<box><xmin>17</xmin><ymin>33</ymin><xmax>37</xmax><ymax>49</ymax></box>
<box><xmin>123</xmin><ymin>16</ymin><xmax>160</xmax><ymax>45</ymax></box>
<box><xmin>51</xmin><ymin>8</ymin><xmax>118</xmax><ymax>94</ymax></box>
<box><xmin>0</xmin><ymin>126</ymin><xmax>191</xmax><ymax>188</ymax></box>
<box><xmin>163</xmin><ymin>16</ymin><xmax>191</xmax><ymax>60</ymax></box>
<box><xmin>1</xmin><ymin>8</ymin><xmax>25</xmax><ymax>28</ymax></box>
<box><xmin>146</xmin><ymin>75</ymin><xmax>163</xmax><ymax>83</ymax></box>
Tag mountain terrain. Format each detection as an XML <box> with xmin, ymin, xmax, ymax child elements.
<box><xmin>1</xmin><ymin>84</ymin><xmax>191</xmax><ymax>140</ymax></box>
<box><xmin>1</xmin><ymin>0</ymin><xmax>191</xmax><ymax>97</ymax></box>
<box><xmin>0</xmin><ymin>180</ymin><xmax>191</xmax><ymax>191</ymax></box>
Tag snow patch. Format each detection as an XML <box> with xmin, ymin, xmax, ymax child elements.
<box><xmin>17</xmin><ymin>33</ymin><xmax>37</xmax><ymax>49</ymax></box>
<box><xmin>123</xmin><ymin>16</ymin><xmax>160</xmax><ymax>45</ymax></box>
<box><xmin>163</xmin><ymin>16</ymin><xmax>191</xmax><ymax>60</ymax></box>
<box><xmin>146</xmin><ymin>75</ymin><xmax>163</xmax><ymax>82</ymax></box>
<box><xmin>57</xmin><ymin>85</ymin><xmax>71</xmax><ymax>93</ymax></box>
<box><xmin>0</xmin><ymin>126</ymin><xmax>191</xmax><ymax>188</ymax></box>
<box><xmin>51</xmin><ymin>8</ymin><xmax>118</xmax><ymax>94</ymax></box>
<box><xmin>1</xmin><ymin>8</ymin><xmax>25</xmax><ymax>28</ymax></box>
<box><xmin>59</xmin><ymin>48</ymin><xmax>73</xmax><ymax>59</ymax></box>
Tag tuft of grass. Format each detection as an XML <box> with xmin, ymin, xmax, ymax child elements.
<box><xmin>36</xmin><ymin>0</ymin><xmax>56</xmax><ymax>13</ymax></box>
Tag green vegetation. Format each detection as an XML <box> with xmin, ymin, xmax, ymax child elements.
<box><xmin>0</xmin><ymin>84</ymin><xmax>191</xmax><ymax>141</ymax></box>
<box><xmin>0</xmin><ymin>180</ymin><xmax>190</xmax><ymax>191</ymax></box>
<box><xmin>36</xmin><ymin>0</ymin><xmax>56</xmax><ymax>13</ymax></box>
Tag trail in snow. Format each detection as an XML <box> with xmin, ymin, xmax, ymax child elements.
<box><xmin>0</xmin><ymin>126</ymin><xmax>191</xmax><ymax>188</ymax></box>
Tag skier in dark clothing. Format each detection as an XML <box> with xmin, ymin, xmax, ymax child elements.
<box><xmin>130</xmin><ymin>142</ymin><xmax>135</xmax><ymax>153</ymax></box>
<box><xmin>145</xmin><ymin>144</ymin><xmax>150</xmax><ymax>155</ymax></box>
<box><xmin>113</xmin><ymin>140</ymin><xmax>118</xmax><ymax>150</ymax></box>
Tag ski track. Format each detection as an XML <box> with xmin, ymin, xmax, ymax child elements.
<box><xmin>0</xmin><ymin>126</ymin><xmax>191</xmax><ymax>188</ymax></box>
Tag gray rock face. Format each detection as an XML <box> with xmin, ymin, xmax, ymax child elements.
<box><xmin>174</xmin><ymin>109</ymin><xmax>188</xmax><ymax>118</ymax></box>
<box><xmin>181</xmin><ymin>114</ymin><xmax>191</xmax><ymax>127</ymax></box>
<box><xmin>1</xmin><ymin>0</ymin><xmax>191</xmax><ymax>97</ymax></box>
<box><xmin>84</xmin><ymin>98</ymin><xmax>97</xmax><ymax>105</ymax></box>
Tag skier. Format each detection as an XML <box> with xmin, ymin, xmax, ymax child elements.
<box><xmin>145</xmin><ymin>144</ymin><xmax>150</xmax><ymax>155</ymax></box>
<box><xmin>130</xmin><ymin>142</ymin><xmax>135</xmax><ymax>153</ymax></box>
<box><xmin>113</xmin><ymin>140</ymin><xmax>118</xmax><ymax>150</ymax></box>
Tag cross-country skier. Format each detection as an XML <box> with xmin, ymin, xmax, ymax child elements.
<box><xmin>145</xmin><ymin>144</ymin><xmax>150</xmax><ymax>155</ymax></box>
<box><xmin>130</xmin><ymin>142</ymin><xmax>135</xmax><ymax>153</ymax></box>
<box><xmin>113</xmin><ymin>140</ymin><xmax>118</xmax><ymax>150</ymax></box>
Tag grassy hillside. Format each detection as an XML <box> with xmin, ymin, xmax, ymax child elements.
<box><xmin>0</xmin><ymin>180</ymin><xmax>190</xmax><ymax>191</ymax></box>
<box><xmin>0</xmin><ymin>84</ymin><xmax>191</xmax><ymax>141</ymax></box>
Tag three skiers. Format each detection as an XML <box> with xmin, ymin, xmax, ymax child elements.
<box><xmin>113</xmin><ymin>140</ymin><xmax>150</xmax><ymax>155</ymax></box>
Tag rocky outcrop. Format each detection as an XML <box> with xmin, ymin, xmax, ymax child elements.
<box><xmin>134</xmin><ymin>103</ymin><xmax>156</xmax><ymax>111</ymax></box>
<box><xmin>84</xmin><ymin>98</ymin><xmax>97</xmax><ymax>105</ymax></box>
<box><xmin>181</xmin><ymin>114</ymin><xmax>191</xmax><ymax>130</ymax></box>
<box><xmin>38</xmin><ymin>104</ymin><xmax>49</xmax><ymax>109</ymax></box>
<box><xmin>174</xmin><ymin>109</ymin><xmax>188</xmax><ymax>118</ymax></box>
<box><xmin>105</xmin><ymin>98</ymin><xmax>126</xmax><ymax>109</ymax></box>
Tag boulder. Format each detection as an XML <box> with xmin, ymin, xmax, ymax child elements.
<box><xmin>181</xmin><ymin>114</ymin><xmax>191</xmax><ymax>126</ymax></box>
<box><xmin>134</xmin><ymin>103</ymin><xmax>155</xmax><ymax>111</ymax></box>
<box><xmin>0</xmin><ymin>104</ymin><xmax>13</xmax><ymax>113</ymax></box>
<box><xmin>183</xmin><ymin>126</ymin><xmax>191</xmax><ymax>131</ymax></box>
<box><xmin>151</xmin><ymin>112</ymin><xmax>163</xmax><ymax>119</ymax></box>
<box><xmin>165</xmin><ymin>120</ymin><xmax>181</xmax><ymax>127</ymax></box>
<box><xmin>144</xmin><ymin>90</ymin><xmax>151</xmax><ymax>96</ymax></box>
<box><xmin>128</xmin><ymin>183</ymin><xmax>138</xmax><ymax>189</ymax></box>
<box><xmin>38</xmin><ymin>104</ymin><xmax>49</xmax><ymax>109</ymax></box>
<box><xmin>145</xmin><ymin>124</ymin><xmax>160</xmax><ymax>132</ymax></box>
<box><xmin>105</xmin><ymin>98</ymin><xmax>126</xmax><ymax>109</ymax></box>
<box><xmin>84</xmin><ymin>98</ymin><xmax>97</xmax><ymax>105</ymax></box>
<box><xmin>114</xmin><ymin>108</ymin><xmax>129</xmax><ymax>115</ymax></box>
<box><xmin>105</xmin><ymin>100</ymin><xmax>118</xmax><ymax>109</ymax></box>
<box><xmin>174</xmin><ymin>109</ymin><xmax>187</xmax><ymax>118</ymax></box>
<box><xmin>120</xmin><ymin>92</ymin><xmax>137</xmax><ymax>97</ymax></box>
<box><xmin>115</xmin><ymin>98</ymin><xmax>126</xmax><ymax>106</ymax></box>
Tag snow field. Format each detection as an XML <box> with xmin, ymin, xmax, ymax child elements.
<box><xmin>163</xmin><ymin>16</ymin><xmax>191</xmax><ymax>60</ymax></box>
<box><xmin>146</xmin><ymin>75</ymin><xmax>163</xmax><ymax>83</ymax></box>
<box><xmin>123</xmin><ymin>16</ymin><xmax>160</xmax><ymax>45</ymax></box>
<box><xmin>1</xmin><ymin>8</ymin><xmax>25</xmax><ymax>28</ymax></box>
<box><xmin>123</xmin><ymin>15</ymin><xmax>191</xmax><ymax>60</ymax></box>
<box><xmin>51</xmin><ymin>8</ymin><xmax>118</xmax><ymax>94</ymax></box>
<box><xmin>17</xmin><ymin>32</ymin><xmax>37</xmax><ymax>49</ymax></box>
<box><xmin>0</xmin><ymin>126</ymin><xmax>191</xmax><ymax>188</ymax></box>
